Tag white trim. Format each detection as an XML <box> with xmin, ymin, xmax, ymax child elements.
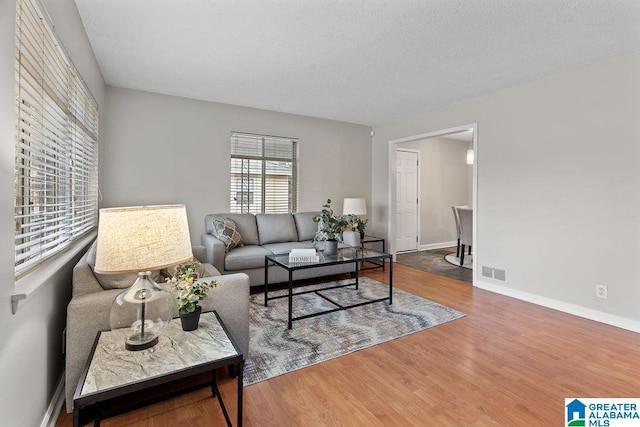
<box><xmin>476</xmin><ymin>280</ymin><xmax>640</xmax><ymax>333</ymax></box>
<box><xmin>419</xmin><ymin>241</ymin><xmax>457</xmax><ymax>251</ymax></box>
<box><xmin>13</xmin><ymin>232</ymin><xmax>96</xmax><ymax>313</ymax></box>
<box><xmin>40</xmin><ymin>372</ymin><xmax>65</xmax><ymax>427</ymax></box>
<box><xmin>388</xmin><ymin>123</ymin><xmax>478</xmax><ymax>285</ymax></box>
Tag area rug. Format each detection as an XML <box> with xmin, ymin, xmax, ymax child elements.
<box><xmin>444</xmin><ymin>252</ymin><xmax>472</xmax><ymax>269</ymax></box>
<box><xmin>243</xmin><ymin>277</ymin><xmax>465</xmax><ymax>386</ymax></box>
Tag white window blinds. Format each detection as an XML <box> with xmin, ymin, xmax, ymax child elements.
<box><xmin>14</xmin><ymin>0</ymin><xmax>99</xmax><ymax>276</ymax></box>
<box><xmin>230</xmin><ymin>132</ymin><xmax>297</xmax><ymax>213</ymax></box>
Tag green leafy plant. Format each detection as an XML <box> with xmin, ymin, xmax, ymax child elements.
<box><xmin>313</xmin><ymin>199</ymin><xmax>347</xmax><ymax>241</ymax></box>
<box><xmin>345</xmin><ymin>214</ymin><xmax>368</xmax><ymax>236</ymax></box>
<box><xmin>166</xmin><ymin>261</ymin><xmax>217</xmax><ymax>313</ymax></box>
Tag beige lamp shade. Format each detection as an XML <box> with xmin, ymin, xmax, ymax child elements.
<box><xmin>343</xmin><ymin>198</ymin><xmax>367</xmax><ymax>216</ymax></box>
<box><xmin>95</xmin><ymin>205</ymin><xmax>193</xmax><ymax>274</ymax></box>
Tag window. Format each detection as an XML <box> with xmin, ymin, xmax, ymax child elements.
<box><xmin>230</xmin><ymin>132</ymin><xmax>297</xmax><ymax>213</ymax></box>
<box><xmin>14</xmin><ymin>0</ymin><xmax>99</xmax><ymax>276</ymax></box>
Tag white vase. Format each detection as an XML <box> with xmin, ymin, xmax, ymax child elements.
<box><xmin>342</xmin><ymin>230</ymin><xmax>361</xmax><ymax>248</ymax></box>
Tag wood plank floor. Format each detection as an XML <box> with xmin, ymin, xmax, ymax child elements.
<box><xmin>56</xmin><ymin>264</ymin><xmax>640</xmax><ymax>426</ymax></box>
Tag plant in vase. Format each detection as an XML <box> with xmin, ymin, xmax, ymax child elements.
<box><xmin>167</xmin><ymin>260</ymin><xmax>217</xmax><ymax>331</ymax></box>
<box><xmin>345</xmin><ymin>214</ymin><xmax>368</xmax><ymax>239</ymax></box>
<box><xmin>313</xmin><ymin>199</ymin><xmax>347</xmax><ymax>255</ymax></box>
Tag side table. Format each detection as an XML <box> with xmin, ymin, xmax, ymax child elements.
<box><xmin>73</xmin><ymin>311</ymin><xmax>243</xmax><ymax>426</ymax></box>
<box><xmin>361</xmin><ymin>235</ymin><xmax>386</xmax><ymax>271</ymax></box>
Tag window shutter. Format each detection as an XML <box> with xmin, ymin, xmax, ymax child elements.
<box><xmin>14</xmin><ymin>0</ymin><xmax>99</xmax><ymax>276</ymax></box>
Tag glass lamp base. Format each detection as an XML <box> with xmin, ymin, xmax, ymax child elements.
<box><xmin>125</xmin><ymin>332</ymin><xmax>159</xmax><ymax>351</ymax></box>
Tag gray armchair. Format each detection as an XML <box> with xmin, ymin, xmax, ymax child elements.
<box><xmin>65</xmin><ymin>243</ymin><xmax>250</xmax><ymax>413</ymax></box>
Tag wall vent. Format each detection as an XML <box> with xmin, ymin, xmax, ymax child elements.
<box><xmin>493</xmin><ymin>269</ymin><xmax>507</xmax><ymax>282</ymax></box>
<box><xmin>481</xmin><ymin>266</ymin><xmax>493</xmax><ymax>278</ymax></box>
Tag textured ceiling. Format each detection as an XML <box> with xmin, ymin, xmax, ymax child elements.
<box><xmin>74</xmin><ymin>0</ymin><xmax>640</xmax><ymax>126</ymax></box>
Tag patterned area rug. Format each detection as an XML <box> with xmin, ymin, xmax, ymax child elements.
<box><xmin>244</xmin><ymin>277</ymin><xmax>465</xmax><ymax>386</ymax></box>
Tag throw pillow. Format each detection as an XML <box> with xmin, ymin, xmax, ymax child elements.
<box><xmin>211</xmin><ymin>217</ymin><xmax>243</xmax><ymax>252</ymax></box>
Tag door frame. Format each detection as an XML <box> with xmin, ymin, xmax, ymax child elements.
<box><xmin>395</xmin><ymin>148</ymin><xmax>420</xmax><ymax>253</ymax></box>
<box><xmin>388</xmin><ymin>123</ymin><xmax>478</xmax><ymax>286</ymax></box>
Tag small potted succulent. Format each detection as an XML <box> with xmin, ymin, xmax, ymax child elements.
<box><xmin>313</xmin><ymin>199</ymin><xmax>347</xmax><ymax>255</ymax></box>
<box><xmin>166</xmin><ymin>261</ymin><xmax>217</xmax><ymax>331</ymax></box>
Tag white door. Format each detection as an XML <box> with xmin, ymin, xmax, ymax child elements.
<box><xmin>396</xmin><ymin>150</ymin><xmax>419</xmax><ymax>252</ymax></box>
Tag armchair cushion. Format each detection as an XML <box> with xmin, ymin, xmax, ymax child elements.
<box><xmin>85</xmin><ymin>241</ymin><xmax>161</xmax><ymax>290</ymax></box>
<box><xmin>160</xmin><ymin>258</ymin><xmax>211</xmax><ymax>280</ymax></box>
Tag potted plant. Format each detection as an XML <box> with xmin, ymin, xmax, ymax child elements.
<box><xmin>313</xmin><ymin>199</ymin><xmax>347</xmax><ymax>255</ymax></box>
<box><xmin>345</xmin><ymin>215</ymin><xmax>368</xmax><ymax>239</ymax></box>
<box><xmin>167</xmin><ymin>261</ymin><xmax>217</xmax><ymax>331</ymax></box>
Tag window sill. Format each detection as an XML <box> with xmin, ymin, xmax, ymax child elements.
<box><xmin>12</xmin><ymin>231</ymin><xmax>96</xmax><ymax>314</ymax></box>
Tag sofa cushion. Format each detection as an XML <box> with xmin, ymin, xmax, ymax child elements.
<box><xmin>256</xmin><ymin>213</ymin><xmax>298</xmax><ymax>244</ymax></box>
<box><xmin>206</xmin><ymin>213</ymin><xmax>259</xmax><ymax>245</ymax></box>
<box><xmin>86</xmin><ymin>241</ymin><xmax>161</xmax><ymax>290</ymax></box>
<box><xmin>261</xmin><ymin>241</ymin><xmax>316</xmax><ymax>256</ymax></box>
<box><xmin>211</xmin><ymin>218</ymin><xmax>244</xmax><ymax>252</ymax></box>
<box><xmin>293</xmin><ymin>211</ymin><xmax>320</xmax><ymax>242</ymax></box>
<box><xmin>224</xmin><ymin>245</ymin><xmax>273</xmax><ymax>271</ymax></box>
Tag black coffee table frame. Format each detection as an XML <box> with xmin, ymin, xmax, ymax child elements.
<box><xmin>264</xmin><ymin>247</ymin><xmax>393</xmax><ymax>329</ymax></box>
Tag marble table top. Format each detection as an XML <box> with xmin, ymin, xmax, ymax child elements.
<box><xmin>80</xmin><ymin>311</ymin><xmax>238</xmax><ymax>396</ymax></box>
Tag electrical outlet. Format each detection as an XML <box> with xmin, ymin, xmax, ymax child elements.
<box><xmin>596</xmin><ymin>284</ymin><xmax>608</xmax><ymax>299</ymax></box>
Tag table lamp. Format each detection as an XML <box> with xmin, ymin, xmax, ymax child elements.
<box><xmin>343</xmin><ymin>198</ymin><xmax>367</xmax><ymax>217</ymax></box>
<box><xmin>95</xmin><ymin>205</ymin><xmax>193</xmax><ymax>351</ymax></box>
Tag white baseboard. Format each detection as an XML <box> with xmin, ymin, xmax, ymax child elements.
<box><xmin>475</xmin><ymin>280</ymin><xmax>640</xmax><ymax>333</ymax></box>
<box><xmin>419</xmin><ymin>241</ymin><xmax>457</xmax><ymax>251</ymax></box>
<box><xmin>41</xmin><ymin>371</ymin><xmax>65</xmax><ymax>427</ymax></box>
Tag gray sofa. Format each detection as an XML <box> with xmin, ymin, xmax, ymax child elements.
<box><xmin>201</xmin><ymin>212</ymin><xmax>355</xmax><ymax>287</ymax></box>
<box><xmin>65</xmin><ymin>243</ymin><xmax>250</xmax><ymax>413</ymax></box>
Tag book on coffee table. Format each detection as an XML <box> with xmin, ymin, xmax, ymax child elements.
<box><xmin>289</xmin><ymin>248</ymin><xmax>319</xmax><ymax>263</ymax></box>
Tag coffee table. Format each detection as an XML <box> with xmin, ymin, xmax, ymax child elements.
<box><xmin>264</xmin><ymin>247</ymin><xmax>393</xmax><ymax>329</ymax></box>
<box><xmin>73</xmin><ymin>311</ymin><xmax>243</xmax><ymax>426</ymax></box>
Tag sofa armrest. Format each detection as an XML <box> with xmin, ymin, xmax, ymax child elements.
<box><xmin>201</xmin><ymin>233</ymin><xmax>226</xmax><ymax>273</ymax></box>
<box><xmin>199</xmin><ymin>273</ymin><xmax>250</xmax><ymax>360</ymax></box>
<box><xmin>65</xmin><ymin>288</ymin><xmax>121</xmax><ymax>412</ymax></box>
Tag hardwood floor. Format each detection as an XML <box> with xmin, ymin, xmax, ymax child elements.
<box><xmin>56</xmin><ymin>264</ymin><xmax>640</xmax><ymax>426</ymax></box>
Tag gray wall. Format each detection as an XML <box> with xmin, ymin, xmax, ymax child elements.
<box><xmin>398</xmin><ymin>137</ymin><xmax>471</xmax><ymax>248</ymax></box>
<box><xmin>101</xmin><ymin>87</ymin><xmax>372</xmax><ymax>243</ymax></box>
<box><xmin>372</xmin><ymin>51</ymin><xmax>640</xmax><ymax>328</ymax></box>
<box><xmin>0</xmin><ymin>0</ymin><xmax>105</xmax><ymax>426</ymax></box>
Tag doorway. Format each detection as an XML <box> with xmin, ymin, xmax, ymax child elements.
<box><xmin>396</xmin><ymin>149</ymin><xmax>419</xmax><ymax>252</ymax></box>
<box><xmin>388</xmin><ymin>124</ymin><xmax>478</xmax><ymax>285</ymax></box>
